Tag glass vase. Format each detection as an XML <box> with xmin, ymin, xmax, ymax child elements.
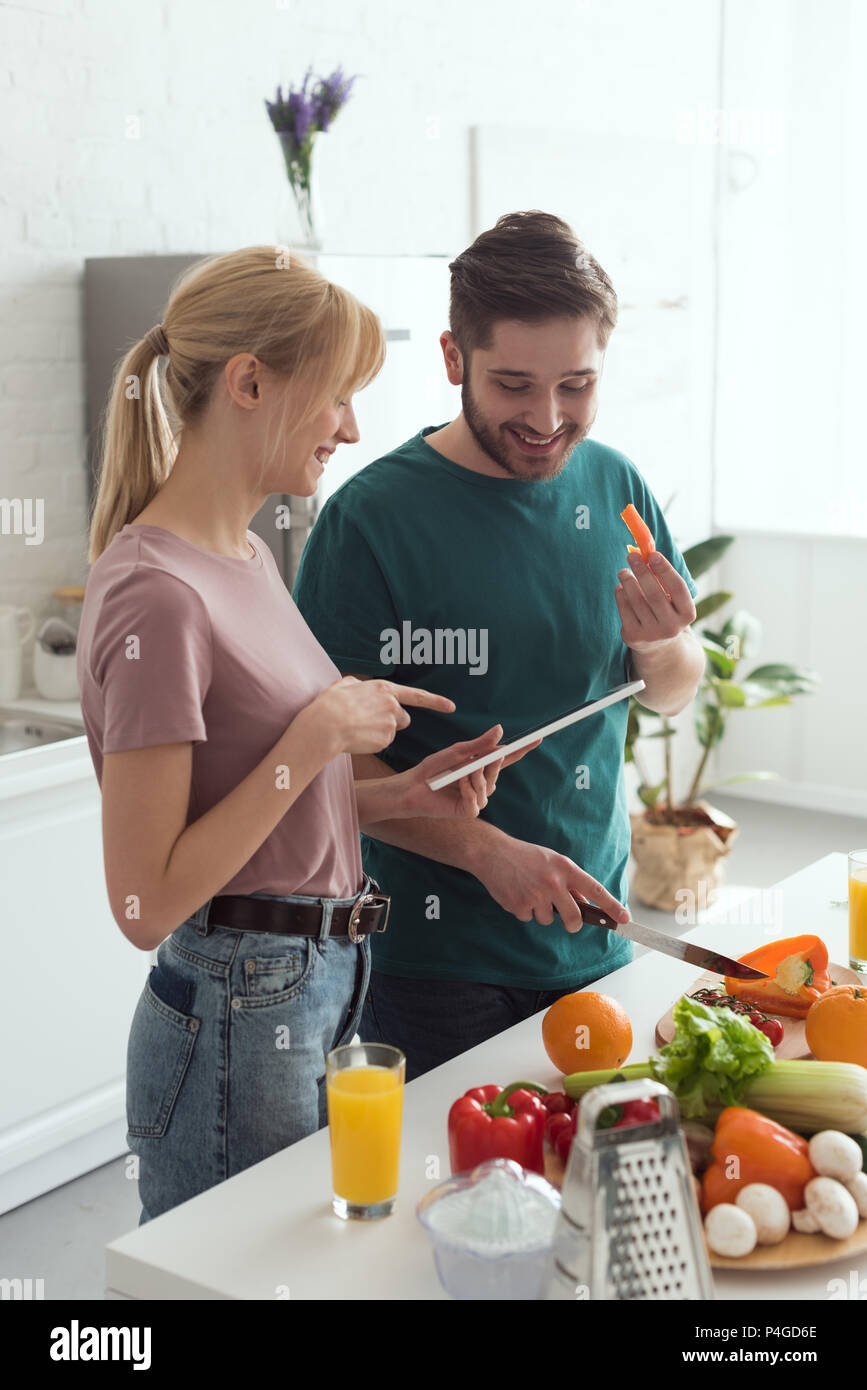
<box><xmin>276</xmin><ymin>133</ymin><xmax>323</xmax><ymax>253</ymax></box>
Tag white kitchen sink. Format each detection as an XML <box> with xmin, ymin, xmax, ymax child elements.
<box><xmin>0</xmin><ymin>709</ymin><xmax>86</xmax><ymax>756</ymax></box>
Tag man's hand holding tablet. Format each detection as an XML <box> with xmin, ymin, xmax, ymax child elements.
<box><xmin>390</xmin><ymin>724</ymin><xmax>543</xmax><ymax>820</ymax></box>
<box><xmin>424</xmin><ymin>679</ymin><xmax>646</xmax><ymax>791</ymax></box>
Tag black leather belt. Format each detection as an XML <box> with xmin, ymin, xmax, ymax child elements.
<box><xmin>205</xmin><ymin>879</ymin><xmax>390</xmax><ymax>942</ymax></box>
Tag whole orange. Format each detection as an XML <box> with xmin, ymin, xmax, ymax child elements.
<box><xmin>542</xmin><ymin>991</ymin><xmax>633</xmax><ymax>1075</ymax></box>
<box><xmin>805</xmin><ymin>984</ymin><xmax>867</xmax><ymax>1067</ymax></box>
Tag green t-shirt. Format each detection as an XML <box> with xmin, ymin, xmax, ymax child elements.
<box><xmin>293</xmin><ymin>426</ymin><xmax>698</xmax><ymax>989</ymax></box>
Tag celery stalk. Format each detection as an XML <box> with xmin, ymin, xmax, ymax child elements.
<box><xmin>562</xmin><ymin>1059</ymin><xmax>867</xmax><ymax>1135</ymax></box>
<box><xmin>562</xmin><ymin>1063</ymin><xmax>653</xmax><ymax>1100</ymax></box>
<box><xmin>735</xmin><ymin>1061</ymin><xmax>867</xmax><ymax>1135</ymax></box>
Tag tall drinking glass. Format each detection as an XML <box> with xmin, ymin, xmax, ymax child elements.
<box><xmin>325</xmin><ymin>1042</ymin><xmax>405</xmax><ymax>1220</ymax></box>
<box><xmin>849</xmin><ymin>850</ymin><xmax>867</xmax><ymax>973</ymax></box>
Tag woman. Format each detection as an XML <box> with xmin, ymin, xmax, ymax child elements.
<box><xmin>77</xmin><ymin>246</ymin><xmax>532</xmax><ymax>1224</ymax></box>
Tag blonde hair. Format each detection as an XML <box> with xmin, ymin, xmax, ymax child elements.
<box><xmin>87</xmin><ymin>246</ymin><xmax>386</xmax><ymax>564</ymax></box>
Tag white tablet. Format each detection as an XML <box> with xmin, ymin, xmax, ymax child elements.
<box><xmin>425</xmin><ymin>679</ymin><xmax>646</xmax><ymax>791</ymax></box>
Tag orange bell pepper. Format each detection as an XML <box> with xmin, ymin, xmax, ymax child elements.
<box><xmin>701</xmin><ymin>1106</ymin><xmax>815</xmax><ymax>1214</ymax></box>
<box><xmin>620</xmin><ymin>503</ymin><xmax>656</xmax><ymax>563</ymax></box>
<box><xmin>724</xmin><ymin>934</ymin><xmax>831</xmax><ymax>1019</ymax></box>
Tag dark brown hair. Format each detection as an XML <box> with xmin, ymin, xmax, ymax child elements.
<box><xmin>448</xmin><ymin>210</ymin><xmax>618</xmax><ymax>358</ymax></box>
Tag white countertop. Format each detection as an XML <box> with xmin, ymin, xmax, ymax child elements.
<box><xmin>104</xmin><ymin>851</ymin><xmax>856</xmax><ymax>1301</ymax></box>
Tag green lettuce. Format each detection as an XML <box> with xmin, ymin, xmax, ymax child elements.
<box><xmin>649</xmin><ymin>994</ymin><xmax>775</xmax><ymax>1118</ymax></box>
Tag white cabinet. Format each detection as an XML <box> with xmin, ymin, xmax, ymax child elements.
<box><xmin>0</xmin><ymin>701</ymin><xmax>148</xmax><ymax>1214</ymax></box>
<box><xmin>314</xmin><ymin>255</ymin><xmax>460</xmax><ymax>505</ymax></box>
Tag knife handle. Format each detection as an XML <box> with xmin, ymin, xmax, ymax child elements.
<box><xmin>571</xmin><ymin>901</ymin><xmax>619</xmax><ymax>929</ymax></box>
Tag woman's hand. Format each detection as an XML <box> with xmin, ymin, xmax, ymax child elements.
<box><xmin>298</xmin><ymin>675</ymin><xmax>456</xmax><ymax>758</ymax></box>
<box><xmin>384</xmin><ymin>726</ymin><xmax>543</xmax><ymax>821</ymax></box>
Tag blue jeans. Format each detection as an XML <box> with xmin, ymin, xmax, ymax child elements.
<box><xmin>127</xmin><ymin>887</ymin><xmax>371</xmax><ymax>1225</ymax></box>
<box><xmin>360</xmin><ymin>971</ymin><xmax>594</xmax><ymax>1083</ymax></box>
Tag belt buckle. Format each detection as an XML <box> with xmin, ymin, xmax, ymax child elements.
<box><xmin>347</xmin><ymin>878</ymin><xmax>391</xmax><ymax>943</ymax></box>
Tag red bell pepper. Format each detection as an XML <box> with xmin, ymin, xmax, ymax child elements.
<box><xmin>448</xmin><ymin>1081</ymin><xmax>548</xmax><ymax>1176</ymax></box>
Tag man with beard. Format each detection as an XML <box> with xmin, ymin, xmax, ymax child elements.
<box><xmin>293</xmin><ymin>211</ymin><xmax>704</xmax><ymax>1079</ymax></box>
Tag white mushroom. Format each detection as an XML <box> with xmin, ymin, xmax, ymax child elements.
<box><xmin>844</xmin><ymin>1171</ymin><xmax>867</xmax><ymax>1218</ymax></box>
<box><xmin>804</xmin><ymin>1176</ymin><xmax>860</xmax><ymax>1239</ymax></box>
<box><xmin>807</xmin><ymin>1131</ymin><xmax>863</xmax><ymax>1182</ymax></box>
<box><xmin>704</xmin><ymin>1203</ymin><xmax>758</xmax><ymax>1257</ymax></box>
<box><xmin>734</xmin><ymin>1184</ymin><xmax>791</xmax><ymax>1245</ymax></box>
<box><xmin>792</xmin><ymin>1208</ymin><xmax>821</xmax><ymax>1234</ymax></box>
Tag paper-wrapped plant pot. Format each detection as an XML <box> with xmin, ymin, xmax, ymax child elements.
<box><xmin>629</xmin><ymin>801</ymin><xmax>739</xmax><ymax>913</ymax></box>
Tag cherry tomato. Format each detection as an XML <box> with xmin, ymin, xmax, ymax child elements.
<box><xmin>613</xmin><ymin>1098</ymin><xmax>661</xmax><ymax>1128</ymax></box>
<box><xmin>545</xmin><ymin>1112</ymin><xmax>573</xmax><ymax>1147</ymax></box>
<box><xmin>758</xmin><ymin>1017</ymin><xmax>784</xmax><ymax>1047</ymax></box>
<box><xmin>554</xmin><ymin>1108</ymin><xmax>579</xmax><ymax>1164</ymax></box>
<box><xmin>555</xmin><ymin>1124</ymin><xmax>574</xmax><ymax>1166</ymax></box>
<box><xmin>542</xmin><ymin>1091</ymin><xmax>575</xmax><ymax>1115</ymax></box>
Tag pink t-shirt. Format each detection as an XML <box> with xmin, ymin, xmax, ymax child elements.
<box><xmin>76</xmin><ymin>522</ymin><xmax>364</xmax><ymax>900</ymax></box>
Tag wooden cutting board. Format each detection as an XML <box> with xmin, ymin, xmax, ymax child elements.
<box><xmin>708</xmin><ymin>1220</ymin><xmax>867</xmax><ymax>1271</ymax></box>
<box><xmin>544</xmin><ymin>1148</ymin><xmax>567</xmax><ymax>1189</ymax></box>
<box><xmin>544</xmin><ymin>1146</ymin><xmax>867</xmax><ymax>1270</ymax></box>
<box><xmin>654</xmin><ymin>962</ymin><xmax>861</xmax><ymax>1058</ymax></box>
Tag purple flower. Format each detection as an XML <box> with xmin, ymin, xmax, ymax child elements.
<box><xmin>287</xmin><ymin>90</ymin><xmax>313</xmax><ymax>145</ymax></box>
<box><xmin>265</xmin><ymin>65</ymin><xmax>357</xmax><ymax>182</ymax></box>
<box><xmin>312</xmin><ymin>66</ymin><xmax>357</xmax><ymax>132</ymax></box>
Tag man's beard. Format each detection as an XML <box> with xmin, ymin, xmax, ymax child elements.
<box><xmin>461</xmin><ymin>377</ymin><xmax>591</xmax><ymax>480</ymax></box>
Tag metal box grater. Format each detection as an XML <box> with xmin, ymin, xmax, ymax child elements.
<box><xmin>542</xmin><ymin>1078</ymin><xmax>714</xmax><ymax>1300</ymax></box>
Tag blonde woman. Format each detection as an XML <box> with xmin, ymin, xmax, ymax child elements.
<box><xmin>77</xmin><ymin>246</ymin><xmax>531</xmax><ymax>1224</ymax></box>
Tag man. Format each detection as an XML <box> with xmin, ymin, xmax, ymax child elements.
<box><xmin>293</xmin><ymin>210</ymin><xmax>704</xmax><ymax>1080</ymax></box>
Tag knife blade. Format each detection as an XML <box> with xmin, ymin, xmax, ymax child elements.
<box><xmin>576</xmin><ymin>902</ymin><xmax>769</xmax><ymax>980</ymax></box>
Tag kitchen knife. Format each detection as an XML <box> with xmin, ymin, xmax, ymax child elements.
<box><xmin>575</xmin><ymin>902</ymin><xmax>769</xmax><ymax>980</ymax></box>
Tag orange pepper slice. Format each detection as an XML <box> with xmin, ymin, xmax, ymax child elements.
<box><xmin>723</xmin><ymin>934</ymin><xmax>831</xmax><ymax>1019</ymax></box>
<box><xmin>620</xmin><ymin>503</ymin><xmax>656</xmax><ymax>563</ymax></box>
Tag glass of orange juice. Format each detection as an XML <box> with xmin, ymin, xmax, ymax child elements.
<box><xmin>325</xmin><ymin>1042</ymin><xmax>405</xmax><ymax>1220</ymax></box>
<box><xmin>849</xmin><ymin>850</ymin><xmax>867</xmax><ymax>973</ymax></box>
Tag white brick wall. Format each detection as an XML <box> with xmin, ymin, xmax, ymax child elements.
<box><xmin>0</xmin><ymin>0</ymin><xmax>720</xmax><ymax>692</ymax></box>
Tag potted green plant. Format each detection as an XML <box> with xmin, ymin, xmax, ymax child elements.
<box><xmin>625</xmin><ymin>533</ymin><xmax>820</xmax><ymax>911</ymax></box>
